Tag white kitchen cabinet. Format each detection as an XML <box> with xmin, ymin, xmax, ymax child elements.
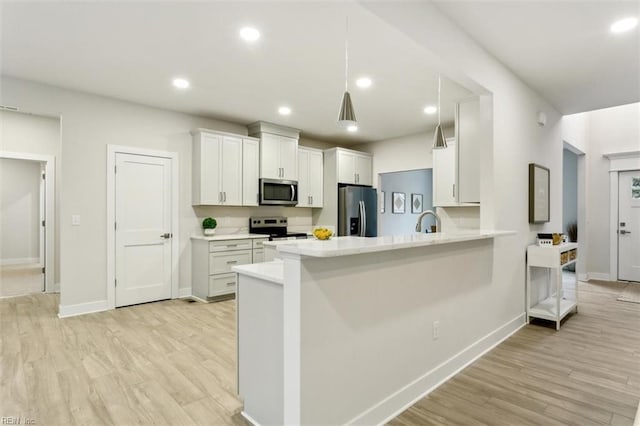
<box><xmin>192</xmin><ymin>129</ymin><xmax>244</xmax><ymax>206</ymax></box>
<box><xmin>191</xmin><ymin>236</ymin><xmax>269</xmax><ymax>301</ymax></box>
<box><xmin>297</xmin><ymin>147</ymin><xmax>323</xmax><ymax>208</ymax></box>
<box><xmin>432</xmin><ymin>98</ymin><xmax>481</xmax><ymax>207</ymax></box>
<box><xmin>248</xmin><ymin>122</ymin><xmax>300</xmax><ymax>181</ymax></box>
<box><xmin>527</xmin><ymin>243</ymin><xmax>578</xmax><ymax>330</ymax></box>
<box><xmin>242</xmin><ymin>138</ymin><xmax>260</xmax><ymax>206</ymax></box>
<box><xmin>336</xmin><ymin>148</ymin><xmax>373</xmax><ymax>185</ymax></box>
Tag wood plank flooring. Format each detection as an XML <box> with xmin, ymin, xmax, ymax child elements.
<box><xmin>1</xmin><ymin>279</ymin><xmax>638</xmax><ymax>425</ymax></box>
<box><xmin>0</xmin><ymin>294</ymin><xmax>248</xmax><ymax>425</ymax></box>
<box><xmin>390</xmin><ymin>280</ymin><xmax>640</xmax><ymax>426</ymax></box>
<box><xmin>0</xmin><ymin>264</ymin><xmax>44</xmax><ymax>297</ymax></box>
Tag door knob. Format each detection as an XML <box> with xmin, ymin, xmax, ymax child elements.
<box><xmin>160</xmin><ymin>233</ymin><xmax>172</xmax><ymax>239</ymax></box>
<box><xmin>620</xmin><ymin>230</ymin><xmax>631</xmax><ymax>234</ymax></box>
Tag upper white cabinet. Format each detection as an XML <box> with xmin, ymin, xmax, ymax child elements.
<box><xmin>432</xmin><ymin>98</ymin><xmax>481</xmax><ymax>206</ymax></box>
<box><xmin>248</xmin><ymin>121</ymin><xmax>300</xmax><ymax>181</ymax></box>
<box><xmin>242</xmin><ymin>138</ymin><xmax>260</xmax><ymax>206</ymax></box>
<box><xmin>336</xmin><ymin>149</ymin><xmax>372</xmax><ymax>186</ymax></box>
<box><xmin>297</xmin><ymin>147</ymin><xmax>323</xmax><ymax>208</ymax></box>
<box><xmin>192</xmin><ymin>129</ymin><xmax>258</xmax><ymax>206</ymax></box>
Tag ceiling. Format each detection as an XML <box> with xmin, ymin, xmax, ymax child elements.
<box><xmin>2</xmin><ymin>2</ymin><xmax>637</xmax><ymax>144</ymax></box>
<box><xmin>0</xmin><ymin>1</ymin><xmax>473</xmax><ymax>144</ymax></box>
<box><xmin>434</xmin><ymin>0</ymin><xmax>640</xmax><ymax>114</ymax></box>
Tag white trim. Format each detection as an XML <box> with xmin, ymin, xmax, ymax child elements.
<box><xmin>240</xmin><ymin>411</ymin><xmax>261</xmax><ymax>426</ymax></box>
<box><xmin>178</xmin><ymin>287</ymin><xmax>192</xmax><ymax>298</ymax></box>
<box><xmin>588</xmin><ymin>272</ymin><xmax>613</xmax><ymax>282</ymax></box>
<box><xmin>0</xmin><ymin>151</ymin><xmax>56</xmax><ymax>295</ymax></box>
<box><xmin>578</xmin><ymin>273</ymin><xmax>589</xmax><ymax>282</ymax></box>
<box><xmin>106</xmin><ymin>145</ymin><xmax>179</xmax><ymax>310</ymax></box>
<box><xmin>49</xmin><ymin>282</ymin><xmax>61</xmax><ymax>293</ymax></box>
<box><xmin>347</xmin><ymin>313</ymin><xmax>525</xmax><ymax>426</ymax></box>
<box><xmin>0</xmin><ymin>257</ymin><xmax>40</xmax><ymax>266</ymax></box>
<box><xmin>58</xmin><ymin>299</ymin><xmax>109</xmax><ymax>318</ymax></box>
<box><xmin>605</xmin><ymin>151</ymin><xmax>640</xmax><ymax>282</ymax></box>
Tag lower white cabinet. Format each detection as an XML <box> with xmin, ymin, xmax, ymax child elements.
<box><xmin>191</xmin><ymin>236</ymin><xmax>269</xmax><ymax>300</ymax></box>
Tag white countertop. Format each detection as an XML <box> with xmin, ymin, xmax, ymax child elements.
<box><xmin>191</xmin><ymin>233</ymin><xmax>269</xmax><ymax>241</ymax></box>
<box><xmin>273</xmin><ymin>230</ymin><xmax>515</xmax><ymax>258</ymax></box>
<box><xmin>233</xmin><ymin>261</ymin><xmax>284</xmax><ymax>285</ymax></box>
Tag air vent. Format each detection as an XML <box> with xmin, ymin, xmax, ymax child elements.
<box><xmin>0</xmin><ymin>105</ymin><xmax>19</xmax><ymax>112</ymax></box>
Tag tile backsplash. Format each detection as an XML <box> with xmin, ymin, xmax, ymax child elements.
<box><xmin>436</xmin><ymin>206</ymin><xmax>481</xmax><ymax>232</ymax></box>
<box><xmin>191</xmin><ymin>205</ymin><xmax>314</xmax><ymax>235</ymax></box>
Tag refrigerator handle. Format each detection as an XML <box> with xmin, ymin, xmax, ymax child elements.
<box><xmin>362</xmin><ymin>201</ymin><xmax>367</xmax><ymax>237</ymax></box>
<box><xmin>359</xmin><ymin>201</ymin><xmax>366</xmax><ymax>237</ymax></box>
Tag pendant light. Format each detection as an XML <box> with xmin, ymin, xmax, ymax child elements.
<box><xmin>338</xmin><ymin>17</ymin><xmax>356</xmax><ymax>129</ymax></box>
<box><xmin>432</xmin><ymin>75</ymin><xmax>447</xmax><ymax>150</ymax></box>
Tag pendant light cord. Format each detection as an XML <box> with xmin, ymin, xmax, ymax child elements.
<box><xmin>345</xmin><ymin>16</ymin><xmax>349</xmax><ymax>92</ymax></box>
<box><xmin>438</xmin><ymin>75</ymin><xmax>441</xmax><ymax>125</ymax></box>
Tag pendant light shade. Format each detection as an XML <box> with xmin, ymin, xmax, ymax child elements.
<box><xmin>338</xmin><ymin>17</ymin><xmax>357</xmax><ymax>128</ymax></box>
<box><xmin>432</xmin><ymin>75</ymin><xmax>447</xmax><ymax>150</ymax></box>
<box><xmin>338</xmin><ymin>91</ymin><xmax>356</xmax><ymax>127</ymax></box>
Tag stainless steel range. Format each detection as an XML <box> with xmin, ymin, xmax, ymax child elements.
<box><xmin>249</xmin><ymin>217</ymin><xmax>309</xmax><ymax>241</ymax></box>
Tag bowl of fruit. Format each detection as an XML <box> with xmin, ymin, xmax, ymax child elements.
<box><xmin>312</xmin><ymin>227</ymin><xmax>334</xmax><ymax>241</ymax></box>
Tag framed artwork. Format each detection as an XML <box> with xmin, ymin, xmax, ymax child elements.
<box><xmin>380</xmin><ymin>191</ymin><xmax>386</xmax><ymax>213</ymax></box>
<box><xmin>529</xmin><ymin>163</ymin><xmax>550</xmax><ymax>224</ymax></box>
<box><xmin>392</xmin><ymin>192</ymin><xmax>405</xmax><ymax>214</ymax></box>
<box><xmin>411</xmin><ymin>193</ymin><xmax>423</xmax><ymax>214</ymax></box>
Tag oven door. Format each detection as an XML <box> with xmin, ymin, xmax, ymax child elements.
<box><xmin>260</xmin><ymin>179</ymin><xmax>298</xmax><ymax>206</ymax></box>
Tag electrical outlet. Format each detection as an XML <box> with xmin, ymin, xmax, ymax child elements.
<box><xmin>433</xmin><ymin>320</ymin><xmax>440</xmax><ymax>340</ymax></box>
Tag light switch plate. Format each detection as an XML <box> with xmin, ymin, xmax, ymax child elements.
<box><xmin>72</xmin><ymin>215</ymin><xmax>80</xmax><ymax>226</ymax></box>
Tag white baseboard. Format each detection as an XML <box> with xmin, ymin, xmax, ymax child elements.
<box><xmin>178</xmin><ymin>287</ymin><xmax>192</xmax><ymax>298</ymax></box>
<box><xmin>0</xmin><ymin>257</ymin><xmax>40</xmax><ymax>266</ymax></box>
<box><xmin>241</xmin><ymin>411</ymin><xmax>260</xmax><ymax>426</ymax></box>
<box><xmin>348</xmin><ymin>313</ymin><xmax>526</xmax><ymax>425</ymax></box>
<box><xmin>578</xmin><ymin>273</ymin><xmax>589</xmax><ymax>282</ymax></box>
<box><xmin>58</xmin><ymin>299</ymin><xmax>109</xmax><ymax>318</ymax></box>
<box><xmin>588</xmin><ymin>272</ymin><xmax>613</xmax><ymax>282</ymax></box>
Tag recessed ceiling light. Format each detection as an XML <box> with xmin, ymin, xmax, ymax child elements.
<box><xmin>172</xmin><ymin>78</ymin><xmax>190</xmax><ymax>89</ymax></box>
<box><xmin>611</xmin><ymin>17</ymin><xmax>638</xmax><ymax>33</ymax></box>
<box><xmin>278</xmin><ymin>106</ymin><xmax>291</xmax><ymax>115</ymax></box>
<box><xmin>347</xmin><ymin>125</ymin><xmax>358</xmax><ymax>132</ymax></box>
<box><xmin>240</xmin><ymin>27</ymin><xmax>261</xmax><ymax>42</ymax></box>
<box><xmin>423</xmin><ymin>106</ymin><xmax>437</xmax><ymax>115</ymax></box>
<box><xmin>356</xmin><ymin>77</ymin><xmax>372</xmax><ymax>89</ymax></box>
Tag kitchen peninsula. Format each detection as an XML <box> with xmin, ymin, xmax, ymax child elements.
<box><xmin>234</xmin><ymin>231</ymin><xmax>516</xmax><ymax>425</ymax></box>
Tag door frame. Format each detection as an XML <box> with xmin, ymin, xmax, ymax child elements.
<box><xmin>0</xmin><ymin>151</ymin><xmax>56</xmax><ymax>293</ymax></box>
<box><xmin>604</xmin><ymin>150</ymin><xmax>640</xmax><ymax>281</ymax></box>
<box><xmin>106</xmin><ymin>145</ymin><xmax>179</xmax><ymax>310</ymax></box>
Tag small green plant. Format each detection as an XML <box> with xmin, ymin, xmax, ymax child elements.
<box><xmin>202</xmin><ymin>217</ymin><xmax>217</xmax><ymax>229</ymax></box>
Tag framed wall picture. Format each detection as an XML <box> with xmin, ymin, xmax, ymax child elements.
<box><xmin>411</xmin><ymin>193</ymin><xmax>423</xmax><ymax>214</ymax></box>
<box><xmin>529</xmin><ymin>163</ymin><xmax>550</xmax><ymax>223</ymax></box>
<box><xmin>380</xmin><ymin>191</ymin><xmax>386</xmax><ymax>213</ymax></box>
<box><xmin>392</xmin><ymin>192</ymin><xmax>405</xmax><ymax>214</ymax></box>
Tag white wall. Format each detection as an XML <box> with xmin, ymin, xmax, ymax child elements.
<box><xmin>0</xmin><ymin>158</ymin><xmax>41</xmax><ymax>264</ymax></box>
<box><xmin>360</xmin><ymin>2</ymin><xmax>563</xmax><ymax>346</ymax></box>
<box><xmin>0</xmin><ymin>77</ymin><xmax>324</xmax><ymax>309</ymax></box>
<box><xmin>1</xmin><ymin>110</ymin><xmax>61</xmax><ymax>281</ymax></box>
<box><xmin>580</xmin><ymin>102</ymin><xmax>640</xmax><ymax>278</ymax></box>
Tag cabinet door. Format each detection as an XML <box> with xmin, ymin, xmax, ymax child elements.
<box><xmin>260</xmin><ymin>133</ymin><xmax>281</xmax><ymax>179</ymax></box>
<box><xmin>242</xmin><ymin>138</ymin><xmax>260</xmax><ymax>206</ymax></box>
<box><xmin>457</xmin><ymin>99</ymin><xmax>481</xmax><ymax>203</ymax></box>
<box><xmin>253</xmin><ymin>249</ymin><xmax>265</xmax><ymax>263</ymax></box>
<box><xmin>279</xmin><ymin>136</ymin><xmax>298</xmax><ymax>181</ymax></box>
<box><xmin>355</xmin><ymin>154</ymin><xmax>372</xmax><ymax>186</ymax></box>
<box><xmin>337</xmin><ymin>150</ymin><xmax>356</xmax><ymax>184</ymax></box>
<box><xmin>432</xmin><ymin>141</ymin><xmax>457</xmax><ymax>206</ymax></box>
<box><xmin>297</xmin><ymin>149</ymin><xmax>310</xmax><ymax>207</ymax></box>
<box><xmin>221</xmin><ymin>136</ymin><xmax>243</xmax><ymax>205</ymax></box>
<box><xmin>198</xmin><ymin>133</ymin><xmax>222</xmax><ymax>205</ymax></box>
<box><xmin>308</xmin><ymin>150</ymin><xmax>324</xmax><ymax>207</ymax></box>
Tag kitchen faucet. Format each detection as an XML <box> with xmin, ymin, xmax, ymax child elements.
<box><xmin>415</xmin><ymin>210</ymin><xmax>442</xmax><ymax>233</ymax></box>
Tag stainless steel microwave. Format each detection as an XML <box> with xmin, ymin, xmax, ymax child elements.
<box><xmin>259</xmin><ymin>178</ymin><xmax>298</xmax><ymax>206</ymax></box>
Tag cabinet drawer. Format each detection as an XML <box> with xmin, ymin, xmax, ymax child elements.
<box><xmin>209</xmin><ymin>239</ymin><xmax>252</xmax><ymax>252</ymax></box>
<box><xmin>253</xmin><ymin>249</ymin><xmax>265</xmax><ymax>264</ymax></box>
<box><xmin>252</xmin><ymin>238</ymin><xmax>269</xmax><ymax>249</ymax></box>
<box><xmin>209</xmin><ymin>250</ymin><xmax>252</xmax><ymax>275</ymax></box>
<box><xmin>208</xmin><ymin>273</ymin><xmax>236</xmax><ymax>297</ymax></box>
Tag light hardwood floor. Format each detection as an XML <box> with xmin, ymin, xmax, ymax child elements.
<box><xmin>1</xmin><ymin>280</ymin><xmax>638</xmax><ymax>425</ymax></box>
<box><xmin>0</xmin><ymin>264</ymin><xmax>44</xmax><ymax>298</ymax></box>
<box><xmin>391</xmin><ymin>280</ymin><xmax>640</xmax><ymax>426</ymax></box>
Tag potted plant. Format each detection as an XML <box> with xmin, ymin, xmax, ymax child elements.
<box><xmin>202</xmin><ymin>217</ymin><xmax>217</xmax><ymax>236</ymax></box>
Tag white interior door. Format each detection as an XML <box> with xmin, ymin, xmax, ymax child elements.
<box><xmin>115</xmin><ymin>153</ymin><xmax>172</xmax><ymax>307</ymax></box>
<box><xmin>618</xmin><ymin>170</ymin><xmax>640</xmax><ymax>282</ymax></box>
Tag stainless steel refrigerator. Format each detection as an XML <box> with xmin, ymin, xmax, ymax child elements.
<box><xmin>338</xmin><ymin>185</ymin><xmax>377</xmax><ymax>237</ymax></box>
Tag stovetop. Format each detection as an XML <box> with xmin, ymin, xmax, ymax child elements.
<box><xmin>249</xmin><ymin>216</ymin><xmax>308</xmax><ymax>240</ymax></box>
